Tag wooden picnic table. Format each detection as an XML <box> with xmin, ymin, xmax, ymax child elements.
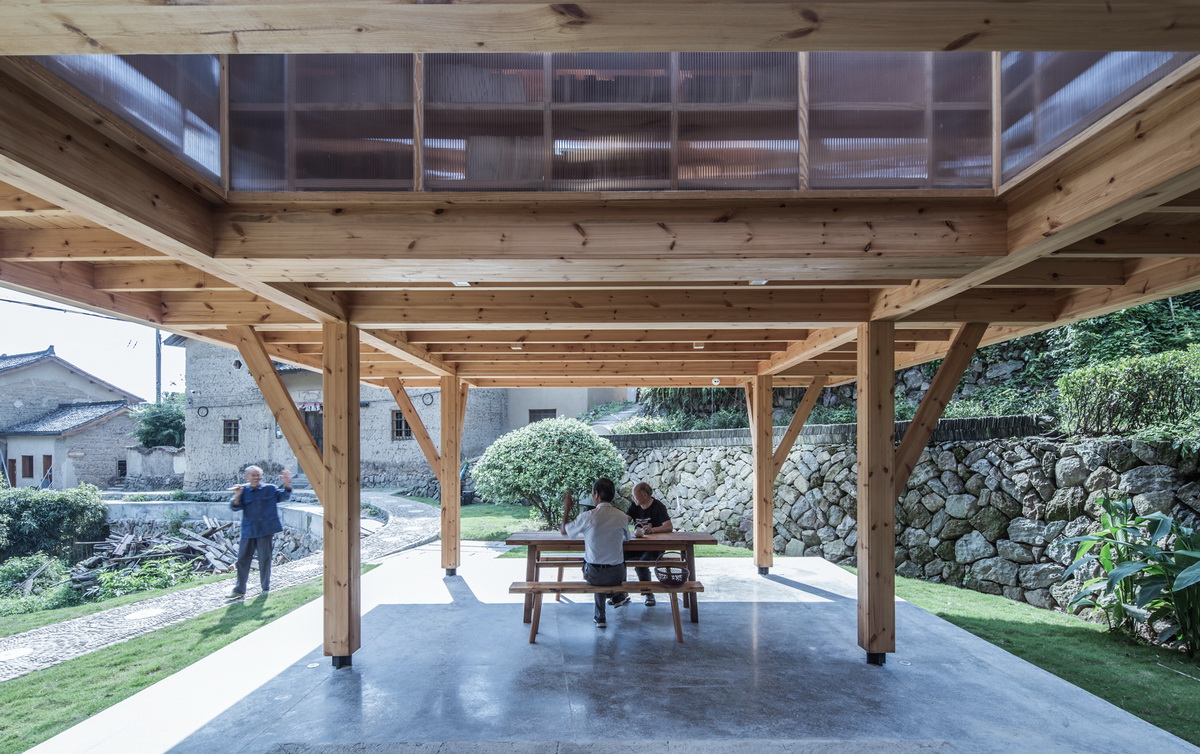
<box><xmin>505</xmin><ymin>530</ymin><xmax>718</xmax><ymax>624</ymax></box>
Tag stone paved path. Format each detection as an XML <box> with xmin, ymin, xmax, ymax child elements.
<box><xmin>0</xmin><ymin>491</ymin><xmax>439</xmax><ymax>682</ymax></box>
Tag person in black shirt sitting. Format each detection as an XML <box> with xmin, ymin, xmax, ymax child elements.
<box><xmin>626</xmin><ymin>481</ymin><xmax>673</xmax><ymax>606</ymax></box>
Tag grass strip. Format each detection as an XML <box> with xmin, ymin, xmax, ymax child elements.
<box><xmin>0</xmin><ymin>572</ymin><xmax>235</xmax><ymax>638</ymax></box>
<box><xmin>0</xmin><ymin>564</ymin><xmax>376</xmax><ymax>754</ymax></box>
<box><xmin>883</xmin><ymin>569</ymin><xmax>1200</xmax><ymax>746</ymax></box>
<box><xmin>400</xmin><ymin>496</ymin><xmax>536</xmax><ymax>541</ymax></box>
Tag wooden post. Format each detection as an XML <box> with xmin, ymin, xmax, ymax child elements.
<box><xmin>323</xmin><ymin>321</ymin><xmax>360</xmax><ymax>668</ymax></box>
<box><xmin>440</xmin><ymin>375</ymin><xmax>462</xmax><ymax>575</ymax></box>
<box><xmin>748</xmin><ymin>374</ymin><xmax>774</xmax><ymax>573</ymax></box>
<box><xmin>857</xmin><ymin>321</ymin><xmax>895</xmax><ymax>665</ymax></box>
<box><xmin>895</xmin><ymin>323</ymin><xmax>988</xmax><ymax>495</ymax></box>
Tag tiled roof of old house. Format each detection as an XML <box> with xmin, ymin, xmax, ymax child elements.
<box><xmin>0</xmin><ymin>346</ymin><xmax>56</xmax><ymax>374</ymax></box>
<box><xmin>0</xmin><ymin>400</ymin><xmax>129</xmax><ymax>435</ymax></box>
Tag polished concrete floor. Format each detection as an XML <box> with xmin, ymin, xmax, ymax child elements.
<box><xmin>32</xmin><ymin>545</ymin><xmax>1197</xmax><ymax>754</ymax></box>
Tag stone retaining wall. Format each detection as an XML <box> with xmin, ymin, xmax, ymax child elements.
<box><xmin>609</xmin><ymin>421</ymin><xmax>1200</xmax><ymax>609</ymax></box>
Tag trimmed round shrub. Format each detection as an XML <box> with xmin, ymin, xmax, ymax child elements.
<box><xmin>471</xmin><ymin>418</ymin><xmax>625</xmax><ymax>529</ymax></box>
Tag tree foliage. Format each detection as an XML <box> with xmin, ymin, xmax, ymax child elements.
<box><xmin>471</xmin><ymin>418</ymin><xmax>625</xmax><ymax>529</ymax></box>
<box><xmin>129</xmin><ymin>392</ymin><xmax>186</xmax><ymax>448</ymax></box>
<box><xmin>0</xmin><ymin>484</ymin><xmax>107</xmax><ymax>560</ymax></box>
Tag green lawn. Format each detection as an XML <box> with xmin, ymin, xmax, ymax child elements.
<box><xmin>0</xmin><ymin>571</ymin><xmax>236</xmax><ymax>638</ymax></box>
<box><xmin>401</xmin><ymin>496</ymin><xmax>540</xmax><ymax>541</ymax></box>
<box><xmin>876</xmin><ymin>568</ymin><xmax>1200</xmax><ymax>746</ymax></box>
<box><xmin>0</xmin><ymin>564</ymin><xmax>377</xmax><ymax>754</ymax></box>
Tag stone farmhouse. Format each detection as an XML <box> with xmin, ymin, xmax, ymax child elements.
<box><xmin>170</xmin><ymin>336</ymin><xmax>626</xmax><ymax>491</ymax></box>
<box><xmin>0</xmin><ymin>346</ymin><xmax>141</xmax><ymax>489</ymax></box>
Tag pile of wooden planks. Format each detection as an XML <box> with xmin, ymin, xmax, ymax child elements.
<box><xmin>70</xmin><ymin>517</ymin><xmax>239</xmax><ymax>591</ymax></box>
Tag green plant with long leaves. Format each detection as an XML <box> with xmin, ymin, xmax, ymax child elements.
<box><xmin>1063</xmin><ymin>497</ymin><xmax>1200</xmax><ymax>657</ymax></box>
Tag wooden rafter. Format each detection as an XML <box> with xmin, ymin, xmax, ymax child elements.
<box><xmin>1</xmin><ymin>2</ymin><xmax>1196</xmax><ymax>54</ymax></box>
<box><xmin>772</xmin><ymin>376</ymin><xmax>827</xmax><ymax>480</ymax></box>
<box><xmin>383</xmin><ymin>378</ymin><xmax>441</xmax><ymax>474</ymax></box>
<box><xmin>360</xmin><ymin>329</ymin><xmax>455</xmax><ymax>378</ymax></box>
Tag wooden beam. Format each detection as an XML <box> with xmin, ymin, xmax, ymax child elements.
<box><xmin>161</xmin><ymin>292</ymin><xmax>311</xmax><ymax>327</ymax></box>
<box><xmin>870</xmin><ymin>60</ymin><xmax>1200</xmax><ymax>320</ymax></box>
<box><xmin>427</xmin><ymin>341</ymin><xmax>788</xmax><ymax>355</ymax></box>
<box><xmin>322</xmin><ymin>321</ymin><xmax>362</xmax><ymax>661</ymax></box>
<box><xmin>407</xmin><ymin>329</ymin><xmax>810</xmax><ymax>344</ymax></box>
<box><xmin>349</xmin><ymin>289</ymin><xmax>871</xmax><ymax>328</ymax></box>
<box><xmin>0</xmin><ymin>182</ymin><xmax>66</xmax><ymax>216</ymax></box>
<box><xmin>359</xmin><ymin>329</ymin><xmax>454</xmax><ymax>377</ymax></box>
<box><xmin>894</xmin><ymin>323</ymin><xmax>987</xmax><ymax>496</ymax></box>
<box><xmin>0</xmin><ymin>67</ymin><xmax>346</xmax><ymax>324</ymax></box>
<box><xmin>0</xmin><ymin>229</ymin><xmax>167</xmax><ymax>262</ymax></box>
<box><xmin>463</xmin><ymin>376</ymin><xmax>761</xmax><ymax>388</ymax></box>
<box><xmin>93</xmin><ymin>263</ymin><xmax>237</xmax><ymax>292</ymax></box>
<box><xmin>2</xmin><ymin>2</ymin><xmax>1196</xmax><ymax>54</ymax></box>
<box><xmin>383</xmin><ymin>378</ymin><xmax>440</xmax><ymax>474</ymax></box>
<box><xmin>228</xmin><ymin>326</ymin><xmax>326</xmax><ymax>501</ymax></box>
<box><xmin>761</xmin><ymin>327</ymin><xmax>857</xmax><ymax>376</ymax></box>
<box><xmin>747</xmin><ymin>375</ymin><xmax>774</xmax><ymax>570</ymax></box>
<box><xmin>857</xmin><ymin>320</ymin><xmax>895</xmax><ymax>660</ymax></box>
<box><xmin>902</xmin><ymin>290</ymin><xmax>1057</xmax><ymax>324</ymax></box>
<box><xmin>1056</xmin><ymin>225</ymin><xmax>1200</xmax><ymax>257</ymax></box>
<box><xmin>771</xmin><ymin>376</ymin><xmax>826</xmax><ymax>480</ymax></box>
<box><xmin>440</xmin><ymin>375</ymin><xmax>462</xmax><ymax>573</ymax></box>
<box><xmin>0</xmin><ymin>258</ymin><xmax>162</xmax><ymax>324</ymax></box>
<box><xmin>438</xmin><ymin>351</ymin><xmax>774</xmax><ymax>362</ymax></box>
<box><xmin>984</xmin><ymin>259</ymin><xmax>1127</xmax><ymax>288</ymax></box>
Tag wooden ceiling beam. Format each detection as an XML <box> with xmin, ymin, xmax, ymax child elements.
<box><xmin>426</xmin><ymin>341</ymin><xmax>789</xmax><ymax>354</ymax></box>
<box><xmin>94</xmin><ymin>262</ymin><xmax>238</xmax><ymax>292</ymax></box>
<box><xmin>870</xmin><ymin>58</ymin><xmax>1200</xmax><ymax>321</ymax></box>
<box><xmin>0</xmin><ymin>181</ymin><xmax>68</xmax><ymax>217</ymax></box>
<box><xmin>0</xmin><ymin>67</ymin><xmax>348</xmax><ymax>324</ymax></box>
<box><xmin>0</xmin><ymin>257</ymin><xmax>162</xmax><ymax>324</ymax></box>
<box><xmin>0</xmin><ymin>229</ymin><xmax>167</xmax><ymax>262</ymax></box>
<box><xmin>1</xmin><ymin>2</ymin><xmax>1196</xmax><ymax>54</ymax></box>
<box><xmin>984</xmin><ymin>259</ymin><xmax>1127</xmax><ymax>288</ymax></box>
<box><xmin>761</xmin><ymin>327</ymin><xmax>857</xmax><ymax>376</ymax></box>
<box><xmin>359</xmin><ymin>329</ymin><xmax>455</xmax><ymax>378</ymax></box>
<box><xmin>1055</xmin><ymin>225</ymin><xmax>1200</xmax><ymax>257</ymax></box>
<box><xmin>438</xmin><ymin>351</ymin><xmax>774</xmax><ymax>363</ymax></box>
<box><xmin>406</xmin><ymin>329</ymin><xmax>811</xmax><ymax>344</ymax></box>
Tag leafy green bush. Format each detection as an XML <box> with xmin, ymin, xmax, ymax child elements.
<box><xmin>809</xmin><ymin>405</ymin><xmax>856</xmax><ymax>424</ymax></box>
<box><xmin>611</xmin><ymin>414</ymin><xmax>689</xmax><ymax>434</ymax></box>
<box><xmin>0</xmin><ymin>553</ymin><xmax>68</xmax><ymax>596</ymax></box>
<box><xmin>471</xmin><ymin>418</ymin><xmax>625</xmax><ymax>529</ymax></box>
<box><xmin>1064</xmin><ymin>497</ymin><xmax>1200</xmax><ymax>657</ymax></box>
<box><xmin>94</xmin><ymin>555</ymin><xmax>199</xmax><ymax>599</ymax></box>
<box><xmin>129</xmin><ymin>392</ymin><xmax>185</xmax><ymax>448</ymax></box>
<box><xmin>0</xmin><ymin>484</ymin><xmax>107</xmax><ymax>560</ymax></box>
<box><xmin>169</xmin><ymin>489</ymin><xmax>188</xmax><ymax>501</ymax></box>
<box><xmin>1057</xmin><ymin>346</ymin><xmax>1200</xmax><ymax>436</ymax></box>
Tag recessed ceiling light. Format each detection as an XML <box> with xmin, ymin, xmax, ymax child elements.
<box><xmin>749</xmin><ymin>280</ymin><xmax>768</xmax><ymax>286</ymax></box>
<box><xmin>510</xmin><ymin>345</ymin><xmax>523</xmax><ymax>351</ymax></box>
<box><xmin>452</xmin><ymin>281</ymin><xmax>471</xmax><ymax>287</ymax></box>
<box><xmin>693</xmin><ymin>343</ymin><xmax>705</xmax><ymax>350</ymax></box>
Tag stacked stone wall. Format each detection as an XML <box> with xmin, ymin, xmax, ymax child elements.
<box><xmin>610</xmin><ymin>424</ymin><xmax>1200</xmax><ymax>609</ymax></box>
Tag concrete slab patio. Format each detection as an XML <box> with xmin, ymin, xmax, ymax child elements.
<box><xmin>30</xmin><ymin>546</ymin><xmax>1197</xmax><ymax>754</ymax></box>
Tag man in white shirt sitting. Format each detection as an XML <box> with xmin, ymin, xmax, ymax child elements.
<box><xmin>561</xmin><ymin>477</ymin><xmax>631</xmax><ymax>628</ymax></box>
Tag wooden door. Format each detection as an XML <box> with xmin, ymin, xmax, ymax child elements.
<box><xmin>304</xmin><ymin>410</ymin><xmax>323</xmax><ymax>451</ymax></box>
<box><xmin>6</xmin><ymin>458</ymin><xmax>14</xmax><ymax>486</ymax></box>
<box><xmin>42</xmin><ymin>455</ymin><xmax>53</xmax><ymax>485</ymax></box>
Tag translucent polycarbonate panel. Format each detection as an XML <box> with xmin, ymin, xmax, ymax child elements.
<box><xmin>229</xmin><ymin>55</ymin><xmax>413</xmax><ymax>191</ymax></box>
<box><xmin>809</xmin><ymin>51</ymin><xmax>990</xmax><ymax>189</ymax></box>
<box><xmin>678</xmin><ymin>110</ymin><xmax>799</xmax><ymax>189</ymax></box>
<box><xmin>1001</xmin><ymin>52</ymin><xmax>1195</xmax><ymax>182</ymax></box>
<box><xmin>553</xmin><ymin>53</ymin><xmax>669</xmax><ymax>103</ymax></box>
<box><xmin>38</xmin><ymin>55</ymin><xmax>220</xmax><ymax>182</ymax></box>
<box><xmin>680</xmin><ymin>53</ymin><xmax>798</xmax><ymax>104</ymax></box>
<box><xmin>551</xmin><ymin>111</ymin><xmax>670</xmax><ymax>190</ymax></box>
<box><xmin>424</xmin><ymin>109</ymin><xmax>545</xmax><ymax>190</ymax></box>
<box><xmin>426</xmin><ymin>53</ymin><xmax>544</xmax><ymax>103</ymax></box>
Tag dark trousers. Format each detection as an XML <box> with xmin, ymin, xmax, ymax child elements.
<box><xmin>631</xmin><ymin>549</ymin><xmax>663</xmax><ymax>582</ymax></box>
<box><xmin>583</xmin><ymin>562</ymin><xmax>625</xmax><ymax>621</ymax></box>
<box><xmin>235</xmin><ymin>534</ymin><xmax>274</xmax><ymax>594</ymax></box>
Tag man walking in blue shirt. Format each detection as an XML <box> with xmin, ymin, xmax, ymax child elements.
<box><xmin>229</xmin><ymin>465</ymin><xmax>291</xmax><ymax>599</ymax></box>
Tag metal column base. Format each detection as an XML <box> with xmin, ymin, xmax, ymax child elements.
<box><xmin>332</xmin><ymin>655</ymin><xmax>352</xmax><ymax>669</ymax></box>
<box><xmin>757</xmin><ymin>566</ymin><xmax>769</xmax><ymax>575</ymax></box>
<box><xmin>866</xmin><ymin>652</ymin><xmax>887</xmax><ymax>666</ymax></box>
<box><xmin>445</xmin><ymin>568</ymin><xmax>457</xmax><ymax>576</ymax></box>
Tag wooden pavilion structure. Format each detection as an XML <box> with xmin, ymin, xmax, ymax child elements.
<box><xmin>1</xmin><ymin>2</ymin><xmax>1199</xmax><ymax>668</ymax></box>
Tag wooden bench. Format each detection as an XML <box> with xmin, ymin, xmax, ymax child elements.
<box><xmin>535</xmin><ymin>555</ymin><xmax>688</xmax><ymax>604</ymax></box>
<box><xmin>509</xmin><ymin>580</ymin><xmax>704</xmax><ymax>643</ymax></box>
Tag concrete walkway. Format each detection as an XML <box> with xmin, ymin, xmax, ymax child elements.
<box><xmin>0</xmin><ymin>491</ymin><xmax>438</xmax><ymax>681</ymax></box>
<box><xmin>29</xmin><ymin>549</ymin><xmax>1199</xmax><ymax>754</ymax></box>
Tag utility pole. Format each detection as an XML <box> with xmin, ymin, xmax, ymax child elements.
<box><xmin>155</xmin><ymin>329</ymin><xmax>162</xmax><ymax>403</ymax></box>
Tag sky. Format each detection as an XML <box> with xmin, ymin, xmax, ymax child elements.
<box><xmin>0</xmin><ymin>290</ymin><xmax>186</xmax><ymax>403</ymax></box>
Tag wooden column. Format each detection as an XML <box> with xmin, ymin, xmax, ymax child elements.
<box><xmin>747</xmin><ymin>374</ymin><xmax>775</xmax><ymax>573</ymax></box>
<box><xmin>440</xmin><ymin>375</ymin><xmax>462</xmax><ymax>575</ymax></box>
<box><xmin>323</xmin><ymin>321</ymin><xmax>360</xmax><ymax>668</ymax></box>
<box><xmin>857</xmin><ymin>321</ymin><xmax>895</xmax><ymax>665</ymax></box>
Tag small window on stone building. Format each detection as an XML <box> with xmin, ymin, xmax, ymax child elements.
<box><xmin>21</xmin><ymin>455</ymin><xmax>33</xmax><ymax>478</ymax></box>
<box><xmin>223</xmin><ymin>419</ymin><xmax>240</xmax><ymax>444</ymax></box>
<box><xmin>529</xmin><ymin>409</ymin><xmax>557</xmax><ymax>424</ymax></box>
<box><xmin>391</xmin><ymin>411</ymin><xmax>413</xmax><ymax>440</ymax></box>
